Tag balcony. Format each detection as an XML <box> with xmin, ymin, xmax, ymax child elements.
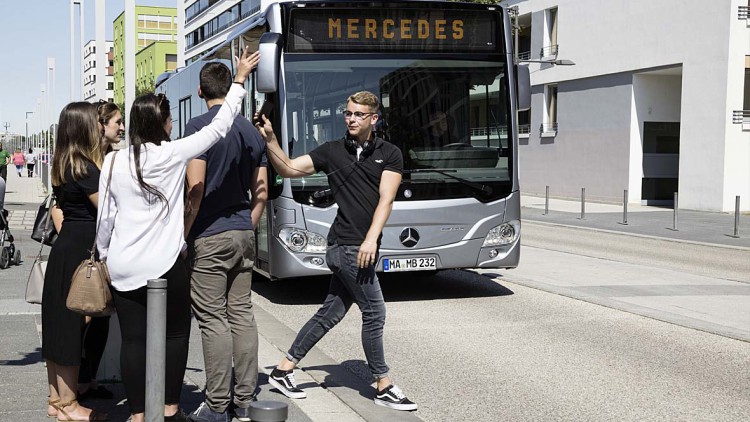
<box><xmin>540</xmin><ymin>44</ymin><xmax>558</xmax><ymax>59</ymax></box>
<box><xmin>540</xmin><ymin>122</ymin><xmax>558</xmax><ymax>137</ymax></box>
<box><xmin>739</xmin><ymin>5</ymin><xmax>749</xmax><ymax>20</ymax></box>
<box><xmin>470</xmin><ymin>126</ymin><xmax>508</xmax><ymax>137</ymax></box>
<box><xmin>517</xmin><ymin>51</ymin><xmax>531</xmax><ymax>61</ymax></box>
<box><xmin>732</xmin><ymin>110</ymin><xmax>750</xmax><ymax>130</ymax></box>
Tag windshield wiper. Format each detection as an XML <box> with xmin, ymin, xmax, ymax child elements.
<box><xmin>403</xmin><ymin>169</ymin><xmax>492</xmax><ymax>195</ymax></box>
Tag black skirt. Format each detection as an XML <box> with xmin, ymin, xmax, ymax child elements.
<box><xmin>41</xmin><ymin>220</ymin><xmax>95</xmax><ymax>366</ymax></box>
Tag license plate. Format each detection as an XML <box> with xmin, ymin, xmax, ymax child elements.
<box><xmin>383</xmin><ymin>257</ymin><xmax>436</xmax><ymax>272</ymax></box>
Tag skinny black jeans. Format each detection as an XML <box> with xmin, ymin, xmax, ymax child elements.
<box><xmin>111</xmin><ymin>258</ymin><xmax>191</xmax><ymax>414</ymax></box>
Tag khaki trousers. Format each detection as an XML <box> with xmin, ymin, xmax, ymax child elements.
<box><xmin>189</xmin><ymin>230</ymin><xmax>258</xmax><ymax>412</ymax></box>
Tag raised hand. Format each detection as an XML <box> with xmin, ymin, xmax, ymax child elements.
<box><xmin>254</xmin><ymin>112</ymin><xmax>275</xmax><ymax>142</ymax></box>
<box><xmin>234</xmin><ymin>46</ymin><xmax>260</xmax><ymax>84</ymax></box>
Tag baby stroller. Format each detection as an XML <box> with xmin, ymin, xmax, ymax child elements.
<box><xmin>0</xmin><ymin>209</ymin><xmax>20</xmax><ymax>268</ymax></box>
<box><xmin>0</xmin><ymin>178</ymin><xmax>20</xmax><ymax>269</ymax></box>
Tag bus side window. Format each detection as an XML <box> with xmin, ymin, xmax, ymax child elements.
<box><xmin>179</xmin><ymin>96</ymin><xmax>192</xmax><ymax>138</ymax></box>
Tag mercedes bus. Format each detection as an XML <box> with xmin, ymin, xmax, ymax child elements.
<box><xmin>156</xmin><ymin>0</ymin><xmax>530</xmax><ymax>279</ymax></box>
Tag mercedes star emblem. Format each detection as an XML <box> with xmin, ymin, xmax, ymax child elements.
<box><xmin>399</xmin><ymin>228</ymin><xmax>420</xmax><ymax>247</ymax></box>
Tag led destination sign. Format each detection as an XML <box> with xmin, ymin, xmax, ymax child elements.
<box><xmin>288</xmin><ymin>8</ymin><xmax>500</xmax><ymax>53</ymax></box>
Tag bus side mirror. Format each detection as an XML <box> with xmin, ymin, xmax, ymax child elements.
<box><xmin>257</xmin><ymin>32</ymin><xmax>282</xmax><ymax>93</ymax></box>
<box><xmin>517</xmin><ymin>64</ymin><xmax>531</xmax><ymax>111</ymax></box>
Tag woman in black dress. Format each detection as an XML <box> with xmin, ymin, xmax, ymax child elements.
<box><xmin>76</xmin><ymin>101</ymin><xmax>124</xmax><ymax>402</ymax></box>
<box><xmin>42</xmin><ymin>101</ymin><xmax>107</xmax><ymax>421</ymax></box>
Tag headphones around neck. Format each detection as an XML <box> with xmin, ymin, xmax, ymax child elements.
<box><xmin>344</xmin><ymin>135</ymin><xmax>376</xmax><ymax>161</ymax></box>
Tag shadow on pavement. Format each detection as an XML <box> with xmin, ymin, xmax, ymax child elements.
<box><xmin>253</xmin><ymin>269</ymin><xmax>513</xmax><ymax>305</ymax></box>
<box><xmin>0</xmin><ymin>346</ymin><xmax>42</xmax><ymax>366</ymax></box>
<box><xmin>85</xmin><ymin>381</ymin><xmax>205</xmax><ymax>421</ymax></box>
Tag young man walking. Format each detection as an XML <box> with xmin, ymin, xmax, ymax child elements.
<box><xmin>255</xmin><ymin>91</ymin><xmax>418</xmax><ymax>411</ymax></box>
<box><xmin>184</xmin><ymin>62</ymin><xmax>268</xmax><ymax>422</ymax></box>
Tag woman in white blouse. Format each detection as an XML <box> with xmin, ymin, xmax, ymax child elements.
<box><xmin>96</xmin><ymin>48</ymin><xmax>259</xmax><ymax>422</ymax></box>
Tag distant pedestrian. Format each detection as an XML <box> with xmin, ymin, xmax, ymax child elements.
<box><xmin>12</xmin><ymin>148</ymin><xmax>25</xmax><ymax>177</ymax></box>
<box><xmin>0</xmin><ymin>143</ymin><xmax>11</xmax><ymax>181</ymax></box>
<box><xmin>184</xmin><ymin>61</ymin><xmax>268</xmax><ymax>422</ymax></box>
<box><xmin>96</xmin><ymin>48</ymin><xmax>258</xmax><ymax>422</ymax></box>
<box><xmin>42</xmin><ymin>101</ymin><xmax>107</xmax><ymax>422</ymax></box>
<box><xmin>24</xmin><ymin>148</ymin><xmax>36</xmax><ymax>177</ymax></box>
<box><xmin>257</xmin><ymin>91</ymin><xmax>418</xmax><ymax>411</ymax></box>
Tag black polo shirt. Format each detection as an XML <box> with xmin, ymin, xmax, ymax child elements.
<box><xmin>309</xmin><ymin>136</ymin><xmax>402</xmax><ymax>246</ymax></box>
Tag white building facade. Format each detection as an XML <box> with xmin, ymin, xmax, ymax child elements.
<box><xmin>83</xmin><ymin>39</ymin><xmax>114</xmax><ymax>102</ymax></box>
<box><xmin>502</xmin><ymin>0</ymin><xmax>750</xmax><ymax>212</ymax></box>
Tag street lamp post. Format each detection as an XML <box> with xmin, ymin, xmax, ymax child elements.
<box><xmin>25</xmin><ymin>111</ymin><xmax>33</xmax><ymax>152</ymax></box>
<box><xmin>47</xmin><ymin>58</ymin><xmax>56</xmax><ymax>192</ymax></box>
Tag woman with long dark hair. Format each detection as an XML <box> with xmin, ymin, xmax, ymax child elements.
<box><xmin>96</xmin><ymin>48</ymin><xmax>258</xmax><ymax>422</ymax></box>
<box><xmin>42</xmin><ymin>101</ymin><xmax>107</xmax><ymax>421</ymax></box>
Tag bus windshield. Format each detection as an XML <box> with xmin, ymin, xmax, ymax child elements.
<box><xmin>284</xmin><ymin>56</ymin><xmax>512</xmax><ymax>204</ymax></box>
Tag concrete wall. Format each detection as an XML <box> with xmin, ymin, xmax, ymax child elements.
<box><xmin>504</xmin><ymin>0</ymin><xmax>749</xmax><ymax>211</ymax></box>
<box><xmin>520</xmin><ymin>72</ymin><xmax>633</xmax><ymax>203</ymax></box>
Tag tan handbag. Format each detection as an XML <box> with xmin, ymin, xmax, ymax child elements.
<box><xmin>66</xmin><ymin>256</ymin><xmax>113</xmax><ymax>316</ymax></box>
<box><xmin>66</xmin><ymin>153</ymin><xmax>116</xmax><ymax>317</ymax></box>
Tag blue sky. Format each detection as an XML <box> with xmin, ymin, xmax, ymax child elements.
<box><xmin>0</xmin><ymin>0</ymin><xmax>177</xmax><ymax>138</ymax></box>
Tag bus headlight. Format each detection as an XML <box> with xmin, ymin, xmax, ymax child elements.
<box><xmin>482</xmin><ymin>220</ymin><xmax>520</xmax><ymax>247</ymax></box>
<box><xmin>278</xmin><ymin>228</ymin><xmax>327</xmax><ymax>253</ymax></box>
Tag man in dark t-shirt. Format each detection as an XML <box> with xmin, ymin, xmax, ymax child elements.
<box><xmin>256</xmin><ymin>91</ymin><xmax>417</xmax><ymax>412</ymax></box>
<box><xmin>183</xmin><ymin>62</ymin><xmax>267</xmax><ymax>422</ymax></box>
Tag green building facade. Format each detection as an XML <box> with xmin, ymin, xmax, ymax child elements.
<box><xmin>113</xmin><ymin>6</ymin><xmax>177</xmax><ymax>104</ymax></box>
<box><xmin>136</xmin><ymin>42</ymin><xmax>178</xmax><ymax>95</ymax></box>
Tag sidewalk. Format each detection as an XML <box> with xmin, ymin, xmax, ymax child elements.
<box><xmin>521</xmin><ymin>194</ymin><xmax>750</xmax><ymax>249</ymax></box>
<box><xmin>0</xmin><ymin>171</ymin><xmax>375</xmax><ymax>422</ymax></box>
<box><xmin>3</xmin><ymin>166</ymin><xmax>49</xmax><ymax>231</ymax></box>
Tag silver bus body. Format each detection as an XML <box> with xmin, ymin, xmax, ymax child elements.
<box><xmin>157</xmin><ymin>1</ymin><xmax>523</xmax><ymax>280</ymax></box>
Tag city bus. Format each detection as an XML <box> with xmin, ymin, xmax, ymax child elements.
<box><xmin>157</xmin><ymin>0</ymin><xmax>530</xmax><ymax>279</ymax></box>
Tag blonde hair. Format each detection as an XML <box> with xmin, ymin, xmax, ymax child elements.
<box><xmin>347</xmin><ymin>91</ymin><xmax>379</xmax><ymax>112</ymax></box>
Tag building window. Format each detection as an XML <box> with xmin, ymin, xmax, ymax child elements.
<box><xmin>541</xmin><ymin>7</ymin><xmax>558</xmax><ymax>58</ymax></box>
<box><xmin>108</xmin><ymin>82</ymin><xmax>114</xmax><ymax>90</ymax></box>
<box><xmin>165</xmin><ymin>54</ymin><xmax>177</xmax><ymax>71</ymax></box>
<box><xmin>542</xmin><ymin>84</ymin><xmax>557</xmax><ymax>134</ymax></box>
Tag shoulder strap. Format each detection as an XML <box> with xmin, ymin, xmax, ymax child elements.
<box><xmin>91</xmin><ymin>152</ymin><xmax>117</xmax><ymax>259</ymax></box>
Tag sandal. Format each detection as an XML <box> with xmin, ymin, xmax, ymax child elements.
<box><xmin>47</xmin><ymin>398</ymin><xmax>60</xmax><ymax>419</ymax></box>
<box><xmin>54</xmin><ymin>400</ymin><xmax>108</xmax><ymax>422</ymax></box>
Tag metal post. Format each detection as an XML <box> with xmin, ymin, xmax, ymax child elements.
<box><xmin>672</xmin><ymin>192</ymin><xmax>678</xmax><ymax>231</ymax></box>
<box><xmin>145</xmin><ymin>278</ymin><xmax>167</xmax><ymax>422</ymax></box>
<box><xmin>249</xmin><ymin>401</ymin><xmax>288</xmax><ymax>422</ymax></box>
<box><xmin>734</xmin><ymin>196</ymin><xmax>740</xmax><ymax>238</ymax></box>
<box><xmin>580</xmin><ymin>188</ymin><xmax>585</xmax><ymax>220</ymax></box>
<box><xmin>544</xmin><ymin>185</ymin><xmax>549</xmax><ymax>215</ymax></box>
<box><xmin>622</xmin><ymin>189</ymin><xmax>628</xmax><ymax>225</ymax></box>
